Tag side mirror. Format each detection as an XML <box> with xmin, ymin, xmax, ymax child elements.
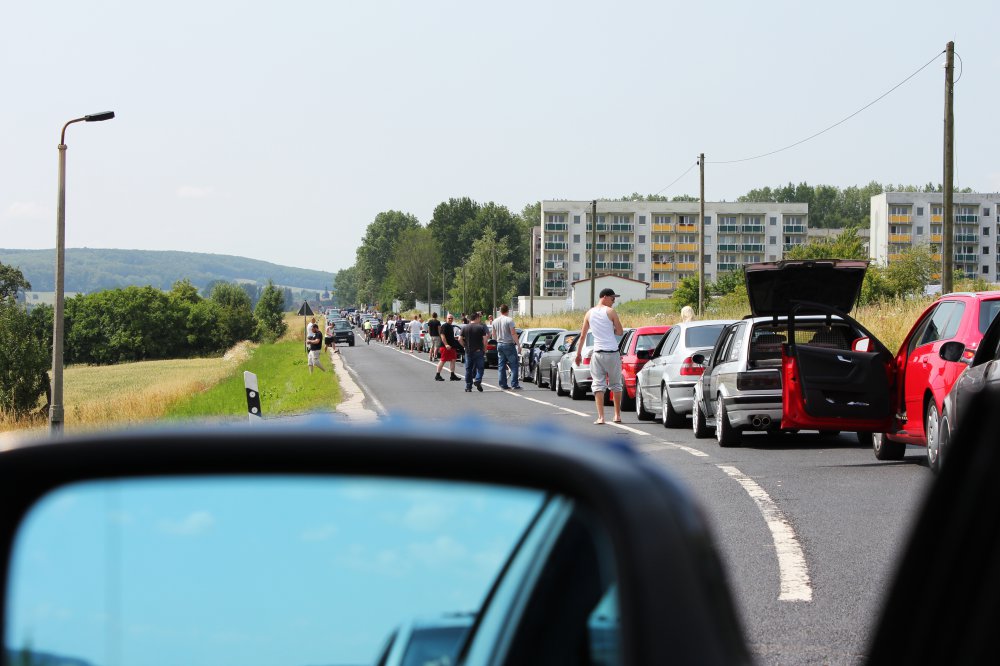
<box><xmin>852</xmin><ymin>338</ymin><xmax>872</xmax><ymax>353</ymax></box>
<box><xmin>939</xmin><ymin>340</ymin><xmax>968</xmax><ymax>364</ymax></box>
<box><xmin>558</xmin><ymin>344</ymin><xmax>567</xmax><ymax>352</ymax></box>
<box><xmin>637</xmin><ymin>349</ymin><xmax>653</xmax><ymax>360</ymax></box>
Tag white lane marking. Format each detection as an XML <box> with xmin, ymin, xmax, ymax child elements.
<box><xmin>636</xmin><ymin>441</ymin><xmax>710</xmax><ymax>457</ymax></box>
<box><xmin>718</xmin><ymin>465</ymin><xmax>813</xmax><ymax>602</ymax></box>
<box><xmin>671</xmin><ymin>443</ymin><xmax>711</xmax><ymax>457</ymax></box>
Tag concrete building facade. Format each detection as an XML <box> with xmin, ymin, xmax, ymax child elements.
<box><xmin>539</xmin><ymin>200</ymin><xmax>809</xmax><ymax>297</ymax></box>
<box><xmin>870</xmin><ymin>192</ymin><xmax>1000</xmax><ymax>279</ymax></box>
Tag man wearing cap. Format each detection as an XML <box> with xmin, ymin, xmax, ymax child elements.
<box><xmin>575</xmin><ymin>288</ymin><xmax>625</xmax><ymax>424</ymax></box>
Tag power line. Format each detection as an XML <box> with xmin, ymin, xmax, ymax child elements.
<box><xmin>709</xmin><ymin>49</ymin><xmax>946</xmax><ymax>165</ymax></box>
<box><xmin>654</xmin><ymin>161</ymin><xmax>698</xmax><ymax>196</ymax></box>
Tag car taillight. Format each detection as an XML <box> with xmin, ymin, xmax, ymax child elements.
<box><xmin>963</xmin><ymin>349</ymin><xmax>976</xmax><ymax>362</ymax></box>
<box><xmin>582</xmin><ymin>356</ymin><xmax>590</xmax><ymax>365</ymax></box>
<box><xmin>737</xmin><ymin>371</ymin><xmax>781</xmax><ymax>391</ymax></box>
<box><xmin>679</xmin><ymin>357</ymin><xmax>704</xmax><ymax>376</ymax></box>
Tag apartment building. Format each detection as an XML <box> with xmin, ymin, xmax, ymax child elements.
<box><xmin>539</xmin><ymin>200</ymin><xmax>809</xmax><ymax>296</ymax></box>
<box><xmin>870</xmin><ymin>192</ymin><xmax>1000</xmax><ymax>279</ymax></box>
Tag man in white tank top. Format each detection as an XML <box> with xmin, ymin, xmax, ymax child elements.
<box><xmin>575</xmin><ymin>288</ymin><xmax>625</xmax><ymax>424</ymax></box>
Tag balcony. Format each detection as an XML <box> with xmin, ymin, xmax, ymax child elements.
<box><xmin>889</xmin><ymin>234</ymin><xmax>912</xmax><ymax>243</ymax></box>
<box><xmin>651</xmin><ymin>281</ymin><xmax>675</xmax><ymax>290</ymax></box>
<box><xmin>783</xmin><ymin>244</ymin><xmax>804</xmax><ymax>252</ymax></box>
<box><xmin>742</xmin><ymin>244</ymin><xmax>764</xmax><ymax>252</ymax></box>
<box><xmin>543</xmin><ymin>261</ymin><xmax>565</xmax><ymax>269</ymax></box>
<box><xmin>931</xmin><ymin>254</ymin><xmax>942</xmax><ymax>262</ymax></box>
<box><xmin>586</xmin><ymin>243</ymin><xmax>635</xmax><ymax>252</ymax></box>
<box><xmin>718</xmin><ymin>224</ymin><xmax>739</xmax><ymax>233</ymax></box>
<box><xmin>717</xmin><ymin>263</ymin><xmax>740</xmax><ymax>271</ymax></box>
<box><xmin>652</xmin><ymin>223</ymin><xmax>674</xmax><ymax>232</ymax></box>
<box><xmin>651</xmin><ymin>243</ymin><xmax>674</xmax><ymax>252</ymax></box>
<box><xmin>717</xmin><ymin>244</ymin><xmax>739</xmax><ymax>252</ymax></box>
<box><xmin>955</xmin><ymin>254</ymin><xmax>978</xmax><ymax>263</ymax></box>
<box><xmin>589</xmin><ymin>262</ymin><xmax>633</xmax><ymax>271</ymax></box>
<box><xmin>676</xmin><ymin>223</ymin><xmax>697</xmax><ymax>233</ymax></box>
<box><xmin>676</xmin><ymin>262</ymin><xmax>697</xmax><ymax>271</ymax></box>
<box><xmin>652</xmin><ymin>262</ymin><xmax>674</xmax><ymax>271</ymax></box>
<box><xmin>608</xmin><ymin>223</ymin><xmax>634</xmax><ymax>232</ymax></box>
<box><xmin>931</xmin><ymin>234</ymin><xmax>943</xmax><ymax>242</ymax></box>
<box><xmin>544</xmin><ymin>222</ymin><xmax>568</xmax><ymax>232</ymax></box>
<box><xmin>783</xmin><ymin>225</ymin><xmax>806</xmax><ymax>234</ymax></box>
<box><xmin>888</xmin><ymin>254</ymin><xmax>904</xmax><ymax>262</ymax></box>
<box><xmin>676</xmin><ymin>243</ymin><xmax>697</xmax><ymax>252</ymax></box>
<box><xmin>544</xmin><ymin>242</ymin><xmax>568</xmax><ymax>250</ymax></box>
<box><xmin>955</xmin><ymin>234</ymin><xmax>979</xmax><ymax>243</ymax></box>
<box><xmin>889</xmin><ymin>214</ymin><xmax>913</xmax><ymax>223</ymax></box>
<box><xmin>741</xmin><ymin>225</ymin><xmax>764</xmax><ymax>234</ymax></box>
<box><xmin>544</xmin><ymin>280</ymin><xmax>566</xmax><ymax>289</ymax></box>
<box><xmin>956</xmin><ymin>214</ymin><xmax>979</xmax><ymax>223</ymax></box>
<box><xmin>931</xmin><ymin>214</ymin><xmax>943</xmax><ymax>222</ymax></box>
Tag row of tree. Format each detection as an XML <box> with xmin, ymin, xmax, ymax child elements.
<box><xmin>339</xmin><ymin>183</ymin><xmax>961</xmax><ymax>313</ymax></box>
<box><xmin>0</xmin><ymin>262</ymin><xmax>290</xmax><ymax>417</ymax></box>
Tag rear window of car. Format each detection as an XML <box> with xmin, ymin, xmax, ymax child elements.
<box><xmin>684</xmin><ymin>324</ymin><xmax>727</xmax><ymax>348</ymax></box>
<box><xmin>980</xmin><ymin>299</ymin><xmax>1000</xmax><ymax>334</ymax></box>
<box><xmin>334</xmin><ymin>321</ymin><xmax>352</xmax><ymax>330</ymax></box>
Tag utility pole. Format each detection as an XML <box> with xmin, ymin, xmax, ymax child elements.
<box><xmin>462</xmin><ymin>264</ymin><xmax>466</xmax><ymax>316</ymax></box>
<box><xmin>529</xmin><ymin>227</ymin><xmax>535</xmax><ymax>318</ymax></box>
<box><xmin>942</xmin><ymin>41</ymin><xmax>955</xmax><ymax>294</ymax></box>
<box><xmin>491</xmin><ymin>246</ymin><xmax>497</xmax><ymax>318</ymax></box>
<box><xmin>427</xmin><ymin>271</ymin><xmax>431</xmax><ymax>316</ymax></box>
<box><xmin>698</xmin><ymin>153</ymin><xmax>705</xmax><ymax>316</ymax></box>
<box><xmin>590</xmin><ymin>200</ymin><xmax>597</xmax><ymax>308</ymax></box>
<box><xmin>442</xmin><ymin>267</ymin><xmax>446</xmax><ymax>315</ymax></box>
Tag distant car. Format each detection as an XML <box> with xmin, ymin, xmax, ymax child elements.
<box><xmin>692</xmin><ymin>260</ymin><xmax>895</xmax><ymax>447</ymax></box>
<box><xmin>374</xmin><ymin>613</ymin><xmax>475</xmax><ymax>666</ymax></box>
<box><xmin>618</xmin><ymin>325</ymin><xmax>670</xmax><ymax>408</ymax></box>
<box><xmin>538</xmin><ymin>330</ymin><xmax>580</xmax><ymax>389</ymax></box>
<box><xmin>519</xmin><ymin>328</ymin><xmax>566</xmax><ymax>383</ymax></box>
<box><xmin>936</xmin><ymin>309</ymin><xmax>1000</xmax><ymax>472</ymax></box>
<box><xmin>331</xmin><ymin>319</ymin><xmax>355</xmax><ymax>346</ymax></box>
<box><xmin>872</xmin><ymin>291</ymin><xmax>1000</xmax><ymax>469</ymax></box>
<box><xmin>635</xmin><ymin>320</ymin><xmax>736</xmax><ymax>425</ymax></box>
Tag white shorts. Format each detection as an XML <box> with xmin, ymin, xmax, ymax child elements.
<box><xmin>308</xmin><ymin>349</ymin><xmax>323</xmax><ymax>366</ymax></box>
<box><xmin>589</xmin><ymin>351</ymin><xmax>623</xmax><ymax>393</ymax></box>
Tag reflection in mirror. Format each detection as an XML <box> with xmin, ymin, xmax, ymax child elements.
<box><xmin>6</xmin><ymin>476</ymin><xmax>546</xmax><ymax>666</ymax></box>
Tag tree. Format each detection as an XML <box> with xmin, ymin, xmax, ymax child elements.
<box><xmin>449</xmin><ymin>228</ymin><xmax>515</xmax><ymax>315</ymax></box>
<box><xmin>0</xmin><ymin>302</ymin><xmax>50</xmax><ymax>417</ymax></box>
<box><xmin>785</xmin><ymin>228</ymin><xmax>866</xmax><ymax>260</ymax></box>
<box><xmin>428</xmin><ymin>197</ymin><xmax>481</xmax><ymax>269</ymax></box>
<box><xmin>254</xmin><ymin>280</ymin><xmax>288</xmax><ymax>343</ymax></box>
<box><xmin>711</xmin><ymin>270</ymin><xmax>745</xmax><ymax>296</ymax></box>
<box><xmin>0</xmin><ymin>261</ymin><xmax>31</xmax><ymax>302</ymax></box>
<box><xmin>210</xmin><ymin>282</ymin><xmax>256</xmax><ymax>346</ymax></box>
<box><xmin>671</xmin><ymin>275</ymin><xmax>700</xmax><ymax>310</ymax></box>
<box><xmin>883</xmin><ymin>245</ymin><xmax>936</xmax><ymax>298</ymax></box>
<box><xmin>334</xmin><ymin>266</ymin><xmax>358</xmax><ymax>308</ymax></box>
<box><xmin>389</xmin><ymin>227</ymin><xmax>441</xmax><ymax>304</ymax></box>
<box><xmin>356</xmin><ymin>210</ymin><xmax>421</xmax><ymax>304</ymax></box>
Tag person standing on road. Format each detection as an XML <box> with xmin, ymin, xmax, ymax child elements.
<box><xmin>427</xmin><ymin>312</ymin><xmax>442</xmax><ymax>361</ymax></box>
<box><xmin>408</xmin><ymin>314</ymin><xmax>423</xmax><ymax>354</ymax></box>
<box><xmin>576</xmin><ymin>288</ymin><xmax>625</xmax><ymax>424</ymax></box>
<box><xmin>324</xmin><ymin>320</ymin><xmax>338</xmax><ymax>354</ymax></box>
<box><xmin>435</xmin><ymin>313</ymin><xmax>462</xmax><ymax>382</ymax></box>
<box><xmin>307</xmin><ymin>323</ymin><xmax>327</xmax><ymax>373</ymax></box>
<box><xmin>395</xmin><ymin>316</ymin><xmax>407</xmax><ymax>349</ymax></box>
<box><xmin>460</xmin><ymin>312</ymin><xmax>489</xmax><ymax>392</ymax></box>
<box><xmin>492</xmin><ymin>304</ymin><xmax>522</xmax><ymax>390</ymax></box>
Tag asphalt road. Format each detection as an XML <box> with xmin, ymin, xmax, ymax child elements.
<box><xmin>335</xmin><ymin>339</ymin><xmax>934</xmax><ymax>665</ymax></box>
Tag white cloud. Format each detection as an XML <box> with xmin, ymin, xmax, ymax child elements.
<box><xmin>402</xmin><ymin>501</ymin><xmax>450</xmax><ymax>531</ymax></box>
<box><xmin>300</xmin><ymin>523</ymin><xmax>338</xmax><ymax>542</ymax></box>
<box><xmin>159</xmin><ymin>510</ymin><xmax>214</xmax><ymax>536</ymax></box>
<box><xmin>5</xmin><ymin>201</ymin><xmax>49</xmax><ymax>220</ymax></box>
<box><xmin>407</xmin><ymin>536</ymin><xmax>467</xmax><ymax>567</ymax></box>
<box><xmin>176</xmin><ymin>185</ymin><xmax>215</xmax><ymax>199</ymax></box>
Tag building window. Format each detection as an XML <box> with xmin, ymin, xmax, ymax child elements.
<box><xmin>638</xmin><ymin>254</ymin><xmax>646</xmax><ymax>263</ymax></box>
<box><xmin>769</xmin><ymin>217</ymin><xmax>777</xmax><ymax>225</ymax></box>
<box><xmin>983</xmin><ymin>266</ymin><xmax>990</xmax><ymax>275</ymax></box>
<box><xmin>639</xmin><ymin>215</ymin><xmax>646</xmax><ymax>225</ymax></box>
<box><xmin>984</xmin><ymin>227</ymin><xmax>991</xmax><ymax>237</ymax></box>
<box><xmin>917</xmin><ymin>207</ymin><xmax>924</xmax><ymax>216</ymax></box>
<box><xmin>703</xmin><ymin>255</ymin><xmax>712</xmax><ymax>264</ymax></box>
<box><xmin>573</xmin><ymin>272</ymin><xmax>580</xmax><ymax>281</ymax></box>
<box><xmin>573</xmin><ymin>215</ymin><xmax>580</xmax><ymax>224</ymax></box>
<box><xmin>573</xmin><ymin>234</ymin><xmax>580</xmax><ymax>243</ymax></box>
<box><xmin>638</xmin><ymin>272</ymin><xmax>646</xmax><ymax>281</ymax></box>
<box><xmin>572</xmin><ymin>253</ymin><xmax>580</xmax><ymax>262</ymax></box>
<box><xmin>916</xmin><ymin>226</ymin><xmax>924</xmax><ymax>235</ymax></box>
<box><xmin>704</xmin><ymin>216</ymin><xmax>712</xmax><ymax>225</ymax></box>
<box><xmin>769</xmin><ymin>236</ymin><xmax>777</xmax><ymax>245</ymax></box>
<box><xmin>985</xmin><ymin>208</ymin><xmax>991</xmax><ymax>217</ymax></box>
<box><xmin>984</xmin><ymin>247</ymin><xmax>990</xmax><ymax>255</ymax></box>
<box><xmin>703</xmin><ymin>235</ymin><xmax>712</xmax><ymax>245</ymax></box>
<box><xmin>638</xmin><ymin>235</ymin><xmax>646</xmax><ymax>244</ymax></box>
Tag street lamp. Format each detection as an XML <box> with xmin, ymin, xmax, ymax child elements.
<box><xmin>50</xmin><ymin>111</ymin><xmax>115</xmax><ymax>434</ymax></box>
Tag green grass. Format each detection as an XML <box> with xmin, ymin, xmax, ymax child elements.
<box><xmin>164</xmin><ymin>340</ymin><xmax>340</xmax><ymax>419</ymax></box>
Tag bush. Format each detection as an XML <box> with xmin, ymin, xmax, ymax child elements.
<box><xmin>0</xmin><ymin>303</ymin><xmax>50</xmax><ymax>416</ymax></box>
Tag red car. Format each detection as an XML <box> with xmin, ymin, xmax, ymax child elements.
<box><xmin>618</xmin><ymin>325</ymin><xmax>671</xmax><ymax>407</ymax></box>
<box><xmin>873</xmin><ymin>290</ymin><xmax>1000</xmax><ymax>469</ymax></box>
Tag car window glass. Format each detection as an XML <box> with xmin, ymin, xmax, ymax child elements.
<box><xmin>665</xmin><ymin>328</ymin><xmax>680</xmax><ymax>354</ymax></box>
<box><xmin>712</xmin><ymin>328</ymin><xmax>735</xmax><ymax>364</ymax></box>
<box><xmin>636</xmin><ymin>334</ymin><xmax>663</xmax><ymax>352</ymax></box>
<box><xmin>917</xmin><ymin>301</ymin><xmax>965</xmax><ymax>346</ymax></box>
<box><xmin>726</xmin><ymin>323</ymin><xmax>746</xmax><ymax>362</ymax></box>
<box><xmin>617</xmin><ymin>331</ymin><xmax>633</xmax><ymax>354</ymax></box>
<box><xmin>7</xmin><ymin>476</ymin><xmax>546</xmax><ymax>666</ymax></box>
<box><xmin>979</xmin><ymin>299</ymin><xmax>1000</xmax><ymax>334</ymax></box>
<box><xmin>685</xmin><ymin>324</ymin><xmax>727</xmax><ymax>349</ymax></box>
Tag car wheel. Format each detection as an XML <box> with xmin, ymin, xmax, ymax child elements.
<box><xmin>661</xmin><ymin>385</ymin><xmax>684</xmax><ymax>428</ymax></box>
<box><xmin>556</xmin><ymin>371</ymin><xmax>568</xmax><ymax>396</ymax></box>
<box><xmin>636</xmin><ymin>388</ymin><xmax>654</xmax><ymax>421</ymax></box>
<box><xmin>936</xmin><ymin>410</ymin><xmax>952</xmax><ymax>473</ymax></box>
<box><xmin>692</xmin><ymin>400</ymin><xmax>710</xmax><ymax>439</ymax></box>
<box><xmin>872</xmin><ymin>432</ymin><xmax>906</xmax><ymax>461</ymax></box>
<box><xmin>571</xmin><ymin>375</ymin><xmax>587</xmax><ymax>400</ymax></box>
<box><xmin>549</xmin><ymin>368</ymin><xmax>557</xmax><ymax>392</ymax></box>
<box><xmin>926</xmin><ymin>401</ymin><xmax>942</xmax><ymax>473</ymax></box>
<box><xmin>716</xmin><ymin>400</ymin><xmax>741</xmax><ymax>447</ymax></box>
<box><xmin>535</xmin><ymin>364</ymin><xmax>545</xmax><ymax>387</ymax></box>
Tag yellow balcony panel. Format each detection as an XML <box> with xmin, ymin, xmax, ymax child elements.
<box><xmin>889</xmin><ymin>234</ymin><xmax>912</xmax><ymax>243</ymax></box>
<box><xmin>931</xmin><ymin>214</ymin><xmax>942</xmax><ymax>223</ymax></box>
<box><xmin>652</xmin><ymin>262</ymin><xmax>674</xmax><ymax>270</ymax></box>
<box><xmin>931</xmin><ymin>272</ymin><xmax>941</xmax><ymax>280</ymax></box>
<box><xmin>651</xmin><ymin>281</ymin><xmax>674</xmax><ymax>290</ymax></box>
<box><xmin>651</xmin><ymin>243</ymin><xmax>674</xmax><ymax>252</ymax></box>
<box><xmin>676</xmin><ymin>224</ymin><xmax>697</xmax><ymax>232</ymax></box>
<box><xmin>888</xmin><ymin>254</ymin><xmax>904</xmax><ymax>262</ymax></box>
<box><xmin>888</xmin><ymin>215</ymin><xmax>913</xmax><ymax>224</ymax></box>
<box><xmin>931</xmin><ymin>254</ymin><xmax>942</xmax><ymax>261</ymax></box>
<box><xmin>676</xmin><ymin>262</ymin><xmax>697</xmax><ymax>271</ymax></box>
<box><xmin>652</xmin><ymin>223</ymin><xmax>674</xmax><ymax>233</ymax></box>
<box><xmin>676</xmin><ymin>243</ymin><xmax>697</xmax><ymax>252</ymax></box>
<box><xmin>931</xmin><ymin>234</ymin><xmax>942</xmax><ymax>242</ymax></box>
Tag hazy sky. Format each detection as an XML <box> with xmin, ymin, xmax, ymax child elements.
<box><xmin>3</xmin><ymin>0</ymin><xmax>998</xmax><ymax>274</ymax></box>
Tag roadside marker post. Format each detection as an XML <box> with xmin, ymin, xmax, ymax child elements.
<box><xmin>244</xmin><ymin>371</ymin><xmax>262</xmax><ymax>422</ymax></box>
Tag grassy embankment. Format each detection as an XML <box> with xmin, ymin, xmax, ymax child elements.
<box><xmin>0</xmin><ymin>314</ymin><xmax>340</xmax><ymax>433</ymax></box>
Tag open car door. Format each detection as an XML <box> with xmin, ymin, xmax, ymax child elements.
<box><xmin>780</xmin><ymin>301</ymin><xmax>896</xmax><ymax>432</ymax></box>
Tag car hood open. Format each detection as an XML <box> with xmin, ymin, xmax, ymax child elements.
<box><xmin>744</xmin><ymin>259</ymin><xmax>868</xmax><ymax>317</ymax></box>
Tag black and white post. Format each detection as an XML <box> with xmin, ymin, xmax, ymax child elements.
<box><xmin>244</xmin><ymin>371</ymin><xmax>262</xmax><ymax>422</ymax></box>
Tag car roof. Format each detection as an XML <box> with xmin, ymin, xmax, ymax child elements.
<box><xmin>633</xmin><ymin>325</ymin><xmax>670</xmax><ymax>334</ymax></box>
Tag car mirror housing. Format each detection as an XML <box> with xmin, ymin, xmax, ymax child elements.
<box><xmin>938</xmin><ymin>340</ymin><xmax>967</xmax><ymax>363</ymax></box>
<box><xmin>0</xmin><ymin>422</ymin><xmax>750</xmax><ymax>666</ymax></box>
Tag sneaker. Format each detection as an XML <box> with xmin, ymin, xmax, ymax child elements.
<box><xmin>435</xmin><ymin>374</ymin><xmax>444</xmax><ymax>382</ymax></box>
<box><xmin>512</xmin><ymin>385</ymin><xmax>523</xmax><ymax>390</ymax></box>
<box><xmin>499</xmin><ymin>385</ymin><xmax>510</xmax><ymax>390</ymax></box>
<box><xmin>474</xmin><ymin>381</ymin><xmax>483</xmax><ymax>392</ymax></box>
<box><xmin>449</xmin><ymin>375</ymin><xmax>461</xmax><ymax>381</ymax></box>
<box><xmin>465</xmin><ymin>387</ymin><xmax>472</xmax><ymax>392</ymax></box>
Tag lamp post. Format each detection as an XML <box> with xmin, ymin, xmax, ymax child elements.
<box><xmin>50</xmin><ymin>111</ymin><xmax>115</xmax><ymax>435</ymax></box>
